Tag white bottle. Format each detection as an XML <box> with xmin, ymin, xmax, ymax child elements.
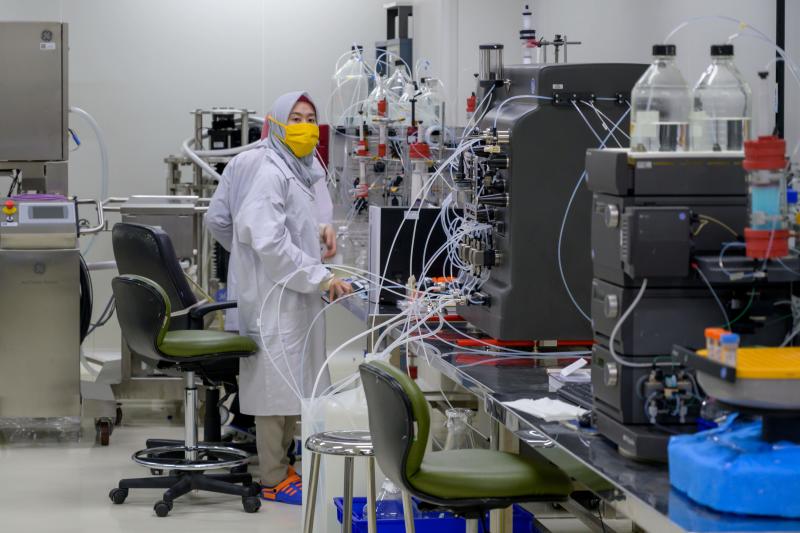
<box><xmin>691</xmin><ymin>44</ymin><xmax>752</xmax><ymax>151</ymax></box>
<box><xmin>630</xmin><ymin>44</ymin><xmax>691</xmax><ymax>152</ymax></box>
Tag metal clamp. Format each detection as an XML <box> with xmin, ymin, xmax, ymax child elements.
<box><xmin>77</xmin><ymin>198</ymin><xmax>105</xmax><ymax>235</ymax></box>
<box><xmin>515</xmin><ymin>428</ymin><xmax>555</xmax><ymax>448</ymax></box>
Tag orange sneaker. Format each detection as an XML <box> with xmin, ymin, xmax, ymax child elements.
<box><xmin>261</xmin><ymin>470</ymin><xmax>302</xmax><ymax>505</ymax></box>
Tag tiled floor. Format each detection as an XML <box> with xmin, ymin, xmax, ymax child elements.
<box><xmin>0</xmin><ymin>423</ymin><xmax>298</xmax><ymax>533</ymax></box>
<box><xmin>0</xmin><ymin>422</ymin><xmax>624</xmax><ymax>532</ymax></box>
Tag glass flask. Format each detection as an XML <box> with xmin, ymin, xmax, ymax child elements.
<box><xmin>630</xmin><ymin>44</ymin><xmax>691</xmax><ymax>152</ymax></box>
<box><xmin>691</xmin><ymin>44</ymin><xmax>752</xmax><ymax>151</ymax></box>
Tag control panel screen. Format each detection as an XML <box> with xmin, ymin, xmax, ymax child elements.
<box><xmin>30</xmin><ymin>205</ymin><xmax>67</xmax><ymax>219</ymax></box>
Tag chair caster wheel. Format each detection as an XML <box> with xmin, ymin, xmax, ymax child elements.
<box><xmin>109</xmin><ymin>488</ymin><xmax>128</xmax><ymax>504</ymax></box>
<box><xmin>96</xmin><ymin>419</ymin><xmax>112</xmax><ymax>446</ymax></box>
<box><xmin>154</xmin><ymin>500</ymin><xmax>172</xmax><ymax>517</ymax></box>
<box><xmin>242</xmin><ymin>496</ymin><xmax>261</xmax><ymax>513</ymax></box>
<box><xmin>247</xmin><ymin>483</ymin><xmax>261</xmax><ymax>497</ymax></box>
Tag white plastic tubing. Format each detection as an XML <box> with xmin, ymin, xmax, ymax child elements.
<box><xmin>70</xmin><ymin>107</ymin><xmax>109</xmax><ymax>255</ymax></box>
<box><xmin>181</xmin><ymin>115</ymin><xmax>266</xmax><ymax>180</ymax></box>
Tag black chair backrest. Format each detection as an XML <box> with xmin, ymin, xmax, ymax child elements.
<box><xmin>112</xmin><ymin>223</ymin><xmax>198</xmax><ymax>316</ymax></box>
<box><xmin>111</xmin><ymin>275</ymin><xmax>171</xmax><ymax>364</ymax></box>
<box><xmin>359</xmin><ymin>362</ymin><xmax>421</xmax><ymax>492</ymax></box>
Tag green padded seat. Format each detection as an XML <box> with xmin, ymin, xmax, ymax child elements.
<box><xmin>159</xmin><ymin>330</ymin><xmax>258</xmax><ymax>358</ymax></box>
<box><xmin>411</xmin><ymin>449</ymin><xmax>573</xmax><ymax>499</ymax></box>
<box><xmin>360</xmin><ymin>360</ymin><xmax>573</xmax><ymax>512</ymax></box>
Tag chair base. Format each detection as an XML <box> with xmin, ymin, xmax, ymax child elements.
<box><xmin>133</xmin><ymin>444</ymin><xmax>250</xmax><ymax>471</ymax></box>
<box><xmin>146</xmin><ymin>438</ymin><xmax>258</xmax><ymax>457</ymax></box>
<box><xmin>109</xmin><ymin>470</ymin><xmax>261</xmax><ymax>516</ymax></box>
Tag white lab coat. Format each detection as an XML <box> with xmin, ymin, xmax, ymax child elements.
<box><xmin>228</xmin><ymin>149</ymin><xmax>331</xmax><ymax>416</ymax></box>
<box><xmin>206</xmin><ymin>145</ymin><xmax>333</xmax><ymax>332</ymax></box>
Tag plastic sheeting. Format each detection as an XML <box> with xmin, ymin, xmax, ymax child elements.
<box><xmin>669</xmin><ymin>415</ymin><xmax>800</xmax><ymax>518</ymax></box>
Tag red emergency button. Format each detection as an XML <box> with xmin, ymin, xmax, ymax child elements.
<box><xmin>2</xmin><ymin>200</ymin><xmax>16</xmax><ymax>216</ymax></box>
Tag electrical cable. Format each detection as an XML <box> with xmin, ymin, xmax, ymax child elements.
<box><xmin>608</xmin><ymin>279</ymin><xmax>677</xmax><ymax>368</ymax></box>
<box><xmin>695</xmin><ymin>214</ymin><xmax>739</xmax><ymax>238</ymax></box>
<box><xmin>693</xmin><ymin>264</ymin><xmax>731</xmax><ymax>329</ymax></box>
<box><xmin>557</xmin><ymin>105</ymin><xmax>631</xmax><ymax>323</ymax></box>
<box><xmin>78</xmin><ymin>254</ymin><xmax>93</xmax><ymax>343</ymax></box>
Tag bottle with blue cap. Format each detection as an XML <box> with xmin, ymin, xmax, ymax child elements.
<box><xmin>719</xmin><ymin>332</ymin><xmax>740</xmax><ymax>366</ymax></box>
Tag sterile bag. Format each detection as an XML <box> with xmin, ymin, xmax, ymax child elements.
<box><xmin>301</xmin><ymin>382</ymin><xmax>385</xmax><ymax>533</ymax></box>
<box><xmin>669</xmin><ymin>415</ymin><xmax>800</xmax><ymax>518</ymax></box>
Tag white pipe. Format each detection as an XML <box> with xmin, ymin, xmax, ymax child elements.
<box><xmin>70</xmin><ymin>107</ymin><xmax>109</xmax><ymax>201</ymax></box>
<box><xmin>70</xmin><ymin>107</ymin><xmax>110</xmax><ymax>255</ymax></box>
<box><xmin>181</xmin><ymin>137</ymin><xmax>223</xmax><ymax>181</ymax></box>
<box><xmin>191</xmin><ymin>139</ymin><xmax>261</xmax><ymax>157</ymax></box>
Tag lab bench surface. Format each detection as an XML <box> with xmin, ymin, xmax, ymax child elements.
<box><xmin>335</xmin><ymin>296</ymin><xmax>800</xmax><ymax>532</ymax></box>
<box><xmin>414</xmin><ymin>349</ymin><xmax>800</xmax><ymax>533</ymax></box>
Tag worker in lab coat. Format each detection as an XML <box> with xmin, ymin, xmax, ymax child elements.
<box><xmin>206</xmin><ymin>91</ymin><xmax>350</xmax><ymax>504</ymax></box>
<box><xmin>206</xmin><ymin>120</ymin><xmax>334</xmax><ymax>332</ymax></box>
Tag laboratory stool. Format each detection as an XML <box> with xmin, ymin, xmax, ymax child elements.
<box><xmin>111</xmin><ymin>222</ymin><xmax>255</xmax><ymax>456</ymax></box>
<box><xmin>303</xmin><ymin>430</ymin><xmax>378</xmax><ymax>533</ymax></box>
<box><xmin>107</xmin><ymin>275</ymin><xmax>261</xmax><ymax>517</ymax></box>
<box><xmin>360</xmin><ymin>361</ymin><xmax>574</xmax><ymax>533</ymax></box>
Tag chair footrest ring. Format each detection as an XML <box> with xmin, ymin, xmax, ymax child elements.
<box><xmin>132</xmin><ymin>444</ymin><xmax>250</xmax><ymax>471</ymax></box>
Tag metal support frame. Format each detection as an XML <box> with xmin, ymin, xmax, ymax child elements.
<box><xmin>184</xmin><ymin>370</ymin><xmax>198</xmax><ymax>461</ymax></box>
<box><xmin>402</xmin><ymin>490</ymin><xmax>416</xmax><ymax>533</ymax></box>
<box><xmin>303</xmin><ymin>453</ymin><xmax>321</xmax><ymax>533</ymax></box>
<box><xmin>342</xmin><ymin>457</ymin><xmax>355</xmax><ymax>533</ymax></box>
<box><xmin>302</xmin><ymin>450</ymin><xmax>378</xmax><ymax>533</ymax></box>
<box><xmin>367</xmin><ymin>457</ymin><xmax>378</xmax><ymax>533</ymax></box>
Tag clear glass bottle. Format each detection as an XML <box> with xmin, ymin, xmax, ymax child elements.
<box><xmin>363</xmin><ymin>478</ymin><xmax>413</xmax><ymax>519</ymax></box>
<box><xmin>691</xmin><ymin>44</ymin><xmax>752</xmax><ymax>151</ymax></box>
<box><xmin>386</xmin><ymin>62</ymin><xmax>412</xmax><ymax>124</ymax></box>
<box><xmin>443</xmin><ymin>408</ymin><xmax>476</xmax><ymax>450</ymax></box>
<box><xmin>416</xmin><ymin>78</ymin><xmax>445</xmax><ymax>129</ymax></box>
<box><xmin>630</xmin><ymin>44</ymin><xmax>691</xmax><ymax>152</ymax></box>
<box><xmin>330</xmin><ymin>45</ymin><xmax>371</xmax><ymax>128</ymax></box>
<box><xmin>366</xmin><ymin>74</ymin><xmax>389</xmax><ymax>122</ymax></box>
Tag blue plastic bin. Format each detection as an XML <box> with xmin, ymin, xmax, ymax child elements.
<box><xmin>334</xmin><ymin>497</ymin><xmax>538</xmax><ymax>533</ymax></box>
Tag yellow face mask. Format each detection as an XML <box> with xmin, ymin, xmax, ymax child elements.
<box><xmin>269</xmin><ymin>116</ymin><xmax>319</xmax><ymax>158</ymax></box>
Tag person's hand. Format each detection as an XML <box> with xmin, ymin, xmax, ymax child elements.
<box><xmin>320</xmin><ymin>224</ymin><xmax>337</xmax><ymax>259</ymax></box>
<box><xmin>328</xmin><ymin>278</ymin><xmax>353</xmax><ymax>302</ymax></box>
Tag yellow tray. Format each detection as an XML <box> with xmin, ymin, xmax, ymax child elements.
<box><xmin>698</xmin><ymin>347</ymin><xmax>800</xmax><ymax>380</ymax></box>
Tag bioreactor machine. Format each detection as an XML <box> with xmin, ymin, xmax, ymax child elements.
<box><xmin>0</xmin><ymin>23</ymin><xmax>105</xmax><ymax>427</ymax></box>
<box><xmin>0</xmin><ymin>198</ymin><xmax>81</xmax><ymax>417</ymax></box>
<box><xmin>455</xmin><ymin>53</ymin><xmax>647</xmax><ymax>341</ymax></box>
<box><xmin>0</xmin><ymin>22</ymin><xmax>69</xmax><ymax>195</ymax></box>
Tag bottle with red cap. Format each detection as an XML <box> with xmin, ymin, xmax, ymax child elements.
<box><xmin>743</xmin><ymin>135</ymin><xmax>789</xmax><ymax>258</ymax></box>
